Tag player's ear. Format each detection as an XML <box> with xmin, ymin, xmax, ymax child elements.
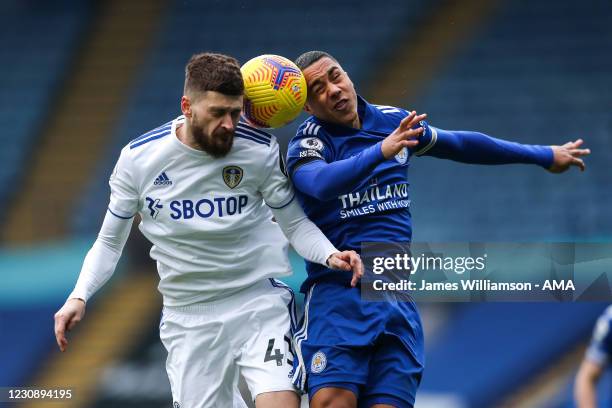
<box><xmin>181</xmin><ymin>96</ymin><xmax>192</xmax><ymax>118</ymax></box>
<box><xmin>303</xmin><ymin>102</ymin><xmax>313</xmax><ymax>114</ymax></box>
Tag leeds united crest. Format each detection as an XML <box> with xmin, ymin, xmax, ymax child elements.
<box><xmin>223</xmin><ymin>166</ymin><xmax>243</xmax><ymax>189</ymax></box>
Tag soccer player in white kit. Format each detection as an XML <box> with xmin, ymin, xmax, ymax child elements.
<box><xmin>53</xmin><ymin>53</ymin><xmax>362</xmax><ymax>408</ymax></box>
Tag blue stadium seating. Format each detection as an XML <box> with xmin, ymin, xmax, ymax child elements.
<box><xmin>0</xmin><ymin>0</ymin><xmax>92</xmax><ymax>219</ymax></box>
<box><xmin>408</xmin><ymin>0</ymin><xmax>612</xmax><ymax>242</ymax></box>
<box><xmin>410</xmin><ymin>1</ymin><xmax>611</xmax><ymax>406</ymax></box>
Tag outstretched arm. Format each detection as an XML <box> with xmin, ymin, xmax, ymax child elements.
<box><xmin>422</xmin><ymin>128</ymin><xmax>589</xmax><ymax>172</ymax></box>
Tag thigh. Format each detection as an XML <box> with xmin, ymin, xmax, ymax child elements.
<box><xmin>361</xmin><ymin>302</ymin><xmax>425</xmax><ymax>408</ymax></box>
<box><xmin>160</xmin><ymin>309</ymin><xmax>238</xmax><ymax>408</ymax></box>
<box><xmin>238</xmin><ymin>279</ymin><xmax>297</xmax><ymax>401</ymax></box>
<box><xmin>311</xmin><ymin>386</ymin><xmax>358</xmax><ymax>408</ymax></box>
<box><xmin>292</xmin><ymin>283</ymin><xmax>383</xmax><ymax>399</ymax></box>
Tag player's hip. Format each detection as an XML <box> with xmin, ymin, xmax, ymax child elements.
<box><xmin>157</xmin><ymin>258</ymin><xmax>293</xmax><ymax>306</ymax></box>
<box><xmin>291</xmin><ymin>282</ymin><xmax>425</xmax><ymax>395</ymax></box>
<box><xmin>297</xmin><ymin>281</ymin><xmax>424</xmax><ymax>345</ymax></box>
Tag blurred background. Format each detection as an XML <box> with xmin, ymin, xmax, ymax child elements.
<box><xmin>0</xmin><ymin>0</ymin><xmax>610</xmax><ymax>407</ymax></box>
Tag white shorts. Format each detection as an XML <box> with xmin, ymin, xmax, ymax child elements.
<box><xmin>160</xmin><ymin>278</ymin><xmax>297</xmax><ymax>408</ymax></box>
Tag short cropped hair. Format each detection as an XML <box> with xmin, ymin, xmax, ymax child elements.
<box><xmin>184</xmin><ymin>52</ymin><xmax>244</xmax><ymax>97</ymax></box>
<box><xmin>294</xmin><ymin>50</ymin><xmax>338</xmax><ymax>71</ymax></box>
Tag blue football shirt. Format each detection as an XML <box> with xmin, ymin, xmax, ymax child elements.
<box><xmin>587</xmin><ymin>306</ymin><xmax>612</xmax><ymax>366</ymax></box>
<box><xmin>286</xmin><ymin>96</ymin><xmax>436</xmax><ymax>291</ymax></box>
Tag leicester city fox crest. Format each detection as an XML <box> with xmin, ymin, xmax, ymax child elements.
<box><xmin>395</xmin><ymin>146</ymin><xmax>408</xmax><ymax>165</ymax></box>
<box><xmin>310</xmin><ymin>350</ymin><xmax>327</xmax><ymax>373</ymax></box>
<box><xmin>223</xmin><ymin>166</ymin><xmax>243</xmax><ymax>189</ymax></box>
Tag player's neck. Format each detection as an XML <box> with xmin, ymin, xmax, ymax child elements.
<box><xmin>176</xmin><ymin>122</ymin><xmax>202</xmax><ymax>151</ymax></box>
<box><xmin>345</xmin><ymin>113</ymin><xmax>361</xmax><ymax>129</ymax></box>
<box><xmin>333</xmin><ymin>112</ymin><xmax>360</xmax><ymax>129</ymax></box>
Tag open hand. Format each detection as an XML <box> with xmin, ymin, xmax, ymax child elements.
<box><xmin>381</xmin><ymin>111</ymin><xmax>427</xmax><ymax>159</ymax></box>
<box><xmin>548</xmin><ymin>139</ymin><xmax>590</xmax><ymax>173</ymax></box>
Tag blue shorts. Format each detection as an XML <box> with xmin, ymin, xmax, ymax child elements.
<box><xmin>291</xmin><ymin>282</ymin><xmax>424</xmax><ymax>408</ymax></box>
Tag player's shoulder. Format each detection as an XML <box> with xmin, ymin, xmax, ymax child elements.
<box><xmin>235</xmin><ymin>121</ymin><xmax>276</xmax><ymax>150</ymax></box>
<box><xmin>371</xmin><ymin>103</ymin><xmax>409</xmax><ymax>121</ymax></box>
<box><xmin>296</xmin><ymin>118</ymin><xmax>325</xmax><ymax>138</ymax></box>
<box><xmin>289</xmin><ymin>117</ymin><xmax>329</xmax><ymax>148</ymax></box>
<box><xmin>593</xmin><ymin>305</ymin><xmax>612</xmax><ymax>341</ymax></box>
<box><xmin>126</xmin><ymin>118</ymin><xmax>175</xmax><ymax>152</ymax></box>
<box><xmin>599</xmin><ymin>305</ymin><xmax>612</xmax><ymax>324</ymax></box>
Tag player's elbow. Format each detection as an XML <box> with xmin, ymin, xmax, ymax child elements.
<box><xmin>310</xmin><ymin>185</ymin><xmax>339</xmax><ymax>201</ymax></box>
<box><xmin>294</xmin><ymin>185</ymin><xmax>335</xmax><ymax>201</ymax></box>
<box><xmin>293</xmin><ymin>172</ymin><xmax>338</xmax><ymax>201</ymax></box>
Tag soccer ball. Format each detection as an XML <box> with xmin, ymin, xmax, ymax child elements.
<box><xmin>241</xmin><ymin>54</ymin><xmax>307</xmax><ymax>128</ymax></box>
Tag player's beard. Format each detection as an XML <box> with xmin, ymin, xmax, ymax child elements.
<box><xmin>191</xmin><ymin>122</ymin><xmax>234</xmax><ymax>158</ymax></box>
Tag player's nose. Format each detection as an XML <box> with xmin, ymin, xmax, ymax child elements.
<box><xmin>220</xmin><ymin>114</ymin><xmax>235</xmax><ymax>131</ymax></box>
<box><xmin>328</xmin><ymin>83</ymin><xmax>342</xmax><ymax>100</ymax></box>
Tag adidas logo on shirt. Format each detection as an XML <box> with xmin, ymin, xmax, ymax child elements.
<box><xmin>154</xmin><ymin>172</ymin><xmax>172</xmax><ymax>186</ymax></box>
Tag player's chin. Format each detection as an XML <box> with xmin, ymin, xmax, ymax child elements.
<box><xmin>334</xmin><ymin>111</ymin><xmax>356</xmax><ymax>126</ymax></box>
<box><xmin>205</xmin><ymin>137</ymin><xmax>233</xmax><ymax>157</ymax></box>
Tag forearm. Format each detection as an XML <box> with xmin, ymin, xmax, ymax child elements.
<box><xmin>574</xmin><ymin>360</ymin><xmax>603</xmax><ymax>408</ymax></box>
<box><xmin>270</xmin><ymin>200</ymin><xmax>337</xmax><ymax>266</ymax></box>
<box><xmin>425</xmin><ymin>128</ymin><xmax>554</xmax><ymax>168</ymax></box>
<box><xmin>292</xmin><ymin>142</ymin><xmax>384</xmax><ymax>201</ymax></box>
<box><xmin>575</xmin><ymin>374</ymin><xmax>597</xmax><ymax>408</ymax></box>
<box><xmin>68</xmin><ymin>210</ymin><xmax>132</xmax><ymax>302</ymax></box>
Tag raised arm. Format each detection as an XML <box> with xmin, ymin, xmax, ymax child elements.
<box><xmin>419</xmin><ymin>127</ymin><xmax>589</xmax><ymax>172</ymax></box>
<box><xmin>292</xmin><ymin>112</ymin><xmax>426</xmax><ymax>201</ymax></box>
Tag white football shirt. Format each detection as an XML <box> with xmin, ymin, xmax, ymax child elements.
<box><xmin>109</xmin><ymin>116</ymin><xmax>295</xmax><ymax>306</ymax></box>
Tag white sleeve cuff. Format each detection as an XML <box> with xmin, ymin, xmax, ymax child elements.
<box><xmin>414</xmin><ymin>126</ymin><xmax>438</xmax><ymax>156</ymax></box>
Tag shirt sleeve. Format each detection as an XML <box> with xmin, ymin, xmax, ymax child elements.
<box><xmin>108</xmin><ymin>146</ymin><xmax>139</xmax><ymax>218</ymax></box>
<box><xmin>286</xmin><ymin>122</ymin><xmax>334</xmax><ymax>176</ymax></box>
<box><xmin>68</xmin><ymin>210</ymin><xmax>133</xmax><ymax>302</ymax></box>
<box><xmin>269</xmin><ymin>199</ymin><xmax>338</xmax><ymax>266</ymax></box>
<box><xmin>259</xmin><ymin>137</ymin><xmax>296</xmax><ymax>209</ymax></box>
<box><xmin>414</xmin><ymin>126</ymin><xmax>554</xmax><ymax>168</ymax></box>
<box><xmin>291</xmin><ymin>143</ymin><xmax>384</xmax><ymax>201</ymax></box>
<box><xmin>586</xmin><ymin>308</ymin><xmax>612</xmax><ymax>367</ymax></box>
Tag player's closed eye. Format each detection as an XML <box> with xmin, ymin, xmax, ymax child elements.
<box><xmin>211</xmin><ymin>109</ymin><xmax>229</xmax><ymax>118</ymax></box>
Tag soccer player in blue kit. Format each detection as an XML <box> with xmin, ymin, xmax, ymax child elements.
<box><xmin>575</xmin><ymin>305</ymin><xmax>612</xmax><ymax>408</ymax></box>
<box><xmin>285</xmin><ymin>51</ymin><xmax>591</xmax><ymax>408</ymax></box>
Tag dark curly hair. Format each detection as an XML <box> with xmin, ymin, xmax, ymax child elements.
<box><xmin>184</xmin><ymin>52</ymin><xmax>244</xmax><ymax>97</ymax></box>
